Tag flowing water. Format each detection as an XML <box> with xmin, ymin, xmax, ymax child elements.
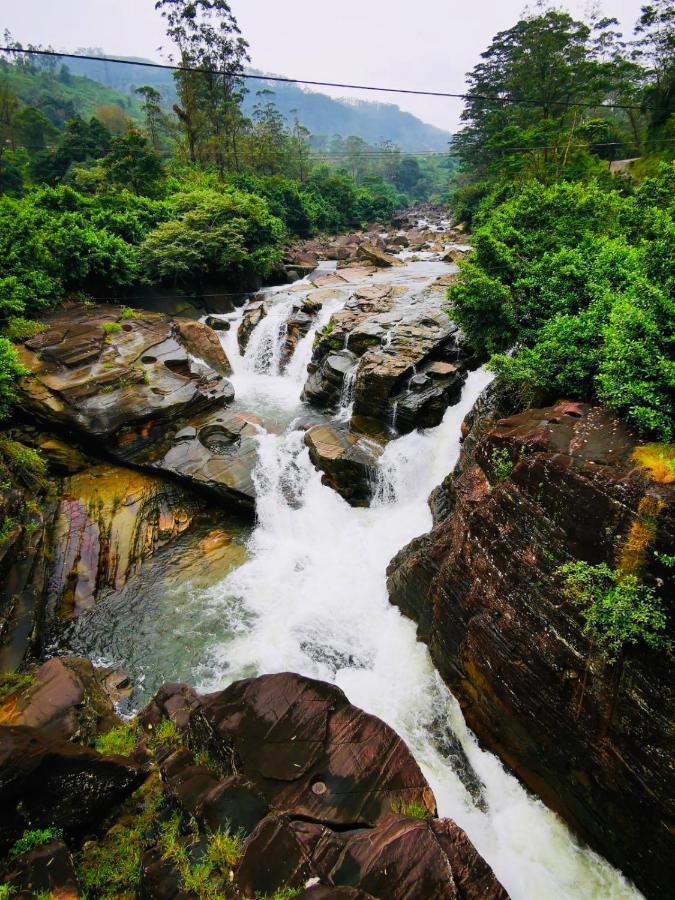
<box><xmin>64</xmin><ymin>261</ymin><xmax>640</xmax><ymax>899</ymax></box>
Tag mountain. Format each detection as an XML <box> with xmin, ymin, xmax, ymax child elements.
<box><xmin>58</xmin><ymin>53</ymin><xmax>452</xmax><ymax>151</ymax></box>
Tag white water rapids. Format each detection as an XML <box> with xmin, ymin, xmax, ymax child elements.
<box><xmin>195</xmin><ymin>267</ymin><xmax>640</xmax><ymax>900</ymax></box>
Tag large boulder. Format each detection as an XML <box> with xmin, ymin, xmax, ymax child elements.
<box><xmin>2</xmin><ymin>840</ymin><xmax>80</xmax><ymax>898</ymax></box>
<box><xmin>0</xmin><ymin>656</ymin><xmax>119</xmax><ymax>743</ymax></box>
<box><xmin>17</xmin><ymin>307</ymin><xmax>233</xmax><ymax>439</ymax></box>
<box><xmin>302</xmin><ymin>282</ymin><xmax>473</xmax><ymax>431</ymax></box>
<box><xmin>235</xmin><ymin>812</ymin><xmax>508</xmax><ymax>900</ymax></box>
<box><xmin>0</xmin><ymin>724</ymin><xmax>145</xmax><ymax>851</ymax></box>
<box><xmin>354</xmin><ymin>241</ymin><xmax>404</xmax><ymax>268</ymax></box>
<box><xmin>304</xmin><ymin>424</ymin><xmax>383</xmax><ymax>506</ymax></box>
<box><xmin>189</xmin><ymin>672</ymin><xmax>436</xmax><ymax>827</ymax></box>
<box><xmin>387</xmin><ymin>401</ymin><xmax>675</xmax><ymax>897</ymax></box>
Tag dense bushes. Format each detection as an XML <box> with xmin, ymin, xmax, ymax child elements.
<box><xmin>448</xmin><ymin>166</ymin><xmax>675</xmax><ymax>440</ymax></box>
<box><xmin>140</xmin><ymin>188</ymin><xmax>284</xmax><ymax>286</ymax></box>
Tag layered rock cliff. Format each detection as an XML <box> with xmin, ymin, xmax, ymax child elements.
<box><xmin>387</xmin><ymin>398</ymin><xmax>674</xmax><ymax>898</ymax></box>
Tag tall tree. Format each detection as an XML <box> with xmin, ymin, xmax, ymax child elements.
<box><xmin>632</xmin><ymin>1</ymin><xmax>675</xmax><ymax>142</ymax></box>
<box><xmin>135</xmin><ymin>85</ymin><xmax>165</xmax><ymax>149</ymax></box>
<box><xmin>155</xmin><ymin>0</ymin><xmax>250</xmax><ymax>174</ymax></box>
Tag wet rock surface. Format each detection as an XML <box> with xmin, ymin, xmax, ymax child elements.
<box><xmin>304</xmin><ymin>424</ymin><xmax>383</xmax><ymax>506</ymax></box>
<box><xmin>387</xmin><ymin>399</ymin><xmax>675</xmax><ymax>898</ymax></box>
<box><xmin>301</xmin><ymin>276</ymin><xmax>473</xmax><ymax>433</ymax></box>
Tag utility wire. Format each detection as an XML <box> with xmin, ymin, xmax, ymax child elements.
<box><xmin>0</xmin><ymin>46</ymin><xmax>667</xmax><ymax>113</ymax></box>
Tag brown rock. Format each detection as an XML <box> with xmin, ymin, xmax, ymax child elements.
<box><xmin>3</xmin><ymin>840</ymin><xmax>80</xmax><ymax>899</ymax></box>
<box><xmin>356</xmin><ymin>242</ymin><xmax>404</xmax><ymax>268</ymax></box>
<box><xmin>387</xmin><ymin>402</ymin><xmax>675</xmax><ymax>898</ymax></box>
<box><xmin>0</xmin><ymin>724</ymin><xmax>145</xmax><ymax>850</ymax></box>
<box><xmin>189</xmin><ymin>672</ymin><xmax>436</xmax><ymax>827</ymax></box>
<box><xmin>175</xmin><ymin>319</ymin><xmax>232</xmax><ymax>376</ymax></box>
<box><xmin>304</xmin><ymin>424</ymin><xmax>383</xmax><ymax>506</ymax></box>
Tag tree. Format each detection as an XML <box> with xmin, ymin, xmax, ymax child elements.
<box><xmin>0</xmin><ymin>338</ymin><xmax>25</xmax><ymax>423</ymax></box>
<box><xmin>632</xmin><ymin>1</ymin><xmax>675</xmax><ymax>143</ymax></box>
<box><xmin>155</xmin><ymin>0</ymin><xmax>250</xmax><ymax>174</ymax></box>
<box><xmin>102</xmin><ymin>127</ymin><xmax>165</xmax><ymax>195</ymax></box>
<box><xmin>135</xmin><ymin>85</ymin><xmax>165</xmax><ymax>149</ymax></box>
<box><xmin>454</xmin><ymin>9</ymin><xmax>634</xmax><ymax>182</ymax></box>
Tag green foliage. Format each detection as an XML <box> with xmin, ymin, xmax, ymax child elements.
<box><xmin>390</xmin><ymin>799</ymin><xmax>432</xmax><ymax>819</ymax></box>
<box><xmin>0</xmin><ymin>671</ymin><xmax>33</xmax><ymax>701</ymax></box>
<box><xmin>489</xmin><ymin>447</ymin><xmax>515</xmax><ymax>483</ymax></box>
<box><xmin>102</xmin><ymin>128</ymin><xmax>165</xmax><ymax>196</ymax></box>
<box><xmin>3</xmin><ymin>317</ymin><xmax>47</xmax><ymax>343</ymax></box>
<box><xmin>147</xmin><ymin>717</ymin><xmax>180</xmax><ymax>750</ymax></box>
<box><xmin>140</xmin><ymin>188</ymin><xmax>284</xmax><ymax>286</ymax></box>
<box><xmin>101</xmin><ymin>321</ymin><xmax>122</xmax><ymax>339</ymax></box>
<box><xmin>557</xmin><ymin>561</ymin><xmax>671</xmax><ymax>662</ymax></box>
<box><xmin>76</xmin><ymin>774</ymin><xmax>165</xmax><ymax>900</ymax></box>
<box><xmin>448</xmin><ymin>169</ymin><xmax>675</xmax><ymax>439</ymax></box>
<box><xmin>9</xmin><ymin>828</ymin><xmax>63</xmax><ymax>857</ymax></box>
<box><xmin>95</xmin><ymin>721</ymin><xmax>139</xmax><ymax>757</ymax></box>
<box><xmin>0</xmin><ymin>340</ymin><xmax>27</xmax><ymax>423</ymax></box>
<box><xmin>0</xmin><ymin>885</ymin><xmax>15</xmax><ymax>899</ymax></box>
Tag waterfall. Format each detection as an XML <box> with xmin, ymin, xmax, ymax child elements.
<box><xmin>335</xmin><ymin>365</ymin><xmax>357</xmax><ymax>422</ymax></box>
<box><xmin>196</xmin><ymin>359</ymin><xmax>638</xmax><ymax>900</ymax></box>
<box><xmin>241</xmin><ymin>298</ymin><xmax>294</xmax><ymax>375</ymax></box>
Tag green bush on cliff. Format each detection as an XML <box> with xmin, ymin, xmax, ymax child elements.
<box><xmin>448</xmin><ymin>167</ymin><xmax>675</xmax><ymax>440</ymax></box>
<box><xmin>557</xmin><ymin>561</ymin><xmax>671</xmax><ymax>662</ymax></box>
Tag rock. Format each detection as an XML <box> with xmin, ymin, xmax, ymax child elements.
<box><xmin>305</xmin><ymin>424</ymin><xmax>383</xmax><ymax>506</ymax></box>
<box><xmin>302</xmin><ymin>350</ymin><xmax>358</xmax><ymax>411</ymax></box>
<box><xmin>17</xmin><ymin>307</ymin><xmax>233</xmax><ymax>440</ymax></box>
<box><xmin>280</xmin><ymin>303</ymin><xmax>321</xmax><ymax>370</ymax></box>
<box><xmin>0</xmin><ymin>656</ymin><xmax>119</xmax><ymax>743</ymax></box>
<box><xmin>296</xmin><ymin>889</ymin><xmax>376</xmax><ymax>900</ymax></box>
<box><xmin>235</xmin><ymin>812</ymin><xmax>508</xmax><ymax>899</ymax></box>
<box><xmin>204</xmin><ymin>315</ymin><xmax>229</xmax><ymax>331</ymax></box>
<box><xmin>199</xmin><ymin>774</ymin><xmax>269</xmax><ymax>836</ymax></box>
<box><xmin>2</xmin><ymin>840</ymin><xmax>80</xmax><ymax>898</ymax></box>
<box><xmin>113</xmin><ymin>409</ymin><xmax>258</xmax><ymax>512</ymax></box>
<box><xmin>238</xmin><ymin>301</ymin><xmax>267</xmax><ymax>353</ymax></box>
<box><xmin>175</xmin><ymin>319</ymin><xmax>232</xmax><ymax>376</ymax></box>
<box><xmin>141</xmin><ymin>846</ymin><xmax>196</xmax><ymax>900</ymax></box>
<box><xmin>48</xmin><ymin>464</ymin><xmax>209</xmax><ymax>617</ymax></box>
<box><xmin>139</xmin><ymin>681</ymin><xmax>202</xmax><ymax>733</ymax></box>
<box><xmin>189</xmin><ymin>672</ymin><xmax>436</xmax><ymax>827</ymax></box>
<box><xmin>355</xmin><ymin>242</ymin><xmax>404</xmax><ymax>268</ymax></box>
<box><xmin>302</xmin><ymin>281</ymin><xmax>473</xmax><ymax>432</ymax></box>
<box><xmin>0</xmin><ymin>724</ymin><xmax>145</xmax><ymax>850</ymax></box>
<box><xmin>441</xmin><ymin>244</ymin><xmax>473</xmax><ymax>263</ymax></box>
<box><xmin>387</xmin><ymin>401</ymin><xmax>675</xmax><ymax>898</ymax></box>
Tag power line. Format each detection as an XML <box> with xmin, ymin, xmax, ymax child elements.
<box><xmin>0</xmin><ymin>46</ymin><xmax>667</xmax><ymax>113</ymax></box>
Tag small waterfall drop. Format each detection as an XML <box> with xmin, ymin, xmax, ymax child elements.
<box><xmin>335</xmin><ymin>365</ymin><xmax>357</xmax><ymax>422</ymax></box>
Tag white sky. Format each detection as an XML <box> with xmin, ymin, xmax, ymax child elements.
<box><xmin>2</xmin><ymin>0</ymin><xmax>646</xmax><ymax>130</ymax></box>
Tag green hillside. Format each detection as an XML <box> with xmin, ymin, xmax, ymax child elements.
<box><xmin>0</xmin><ymin>57</ymin><xmax>140</xmax><ymax>128</ymax></box>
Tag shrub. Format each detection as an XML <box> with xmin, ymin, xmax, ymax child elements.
<box><xmin>557</xmin><ymin>561</ymin><xmax>671</xmax><ymax>662</ymax></box>
<box><xmin>0</xmin><ymin>671</ymin><xmax>33</xmax><ymax>702</ymax></box>
<box><xmin>3</xmin><ymin>318</ymin><xmax>47</xmax><ymax>343</ymax></box>
<box><xmin>0</xmin><ymin>340</ymin><xmax>27</xmax><ymax>422</ymax></box>
<box><xmin>140</xmin><ymin>188</ymin><xmax>284</xmax><ymax>287</ymax></box>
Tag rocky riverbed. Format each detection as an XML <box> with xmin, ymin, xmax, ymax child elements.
<box><xmin>1</xmin><ymin>208</ymin><xmax>667</xmax><ymax>898</ymax></box>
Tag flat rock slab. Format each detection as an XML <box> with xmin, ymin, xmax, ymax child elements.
<box><xmin>18</xmin><ymin>306</ymin><xmax>233</xmax><ymax>439</ymax></box>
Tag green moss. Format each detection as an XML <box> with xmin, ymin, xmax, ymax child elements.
<box><xmin>390</xmin><ymin>798</ymin><xmax>432</xmax><ymax>819</ymax></box>
<box><xmin>9</xmin><ymin>828</ymin><xmax>63</xmax><ymax>858</ymax></box>
<box><xmin>95</xmin><ymin>721</ymin><xmax>139</xmax><ymax>757</ymax></box>
<box><xmin>0</xmin><ymin>885</ymin><xmax>16</xmax><ymax>899</ymax></box>
<box><xmin>0</xmin><ymin>439</ymin><xmax>48</xmax><ymax>490</ymax></box>
<box><xmin>0</xmin><ymin>671</ymin><xmax>33</xmax><ymax>702</ymax></box>
<box><xmin>156</xmin><ymin>815</ymin><xmax>242</xmax><ymax>900</ymax></box>
<box><xmin>148</xmin><ymin>717</ymin><xmax>180</xmax><ymax>750</ymax></box>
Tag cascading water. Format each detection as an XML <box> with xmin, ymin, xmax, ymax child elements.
<box><xmin>195</xmin><ymin>270</ymin><xmax>640</xmax><ymax>900</ymax></box>
<box><xmin>68</xmin><ymin>262</ymin><xmax>640</xmax><ymax>900</ymax></box>
<box><xmin>335</xmin><ymin>364</ymin><xmax>357</xmax><ymax>422</ymax></box>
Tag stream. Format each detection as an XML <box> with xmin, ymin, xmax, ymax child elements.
<box><xmin>65</xmin><ymin>259</ymin><xmax>640</xmax><ymax>899</ymax></box>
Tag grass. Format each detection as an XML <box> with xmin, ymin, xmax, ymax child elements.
<box><xmin>632</xmin><ymin>443</ymin><xmax>675</xmax><ymax>484</ymax></box>
<box><xmin>102</xmin><ymin>321</ymin><xmax>122</xmax><ymax>343</ymax></box>
<box><xmin>9</xmin><ymin>828</ymin><xmax>63</xmax><ymax>858</ymax></box>
<box><xmin>0</xmin><ymin>439</ymin><xmax>48</xmax><ymax>490</ymax></box>
<box><xmin>95</xmin><ymin>721</ymin><xmax>139</xmax><ymax>757</ymax></box>
<box><xmin>119</xmin><ymin>307</ymin><xmax>141</xmax><ymax>321</ymax></box>
<box><xmin>147</xmin><ymin>717</ymin><xmax>180</xmax><ymax>750</ymax></box>
<box><xmin>156</xmin><ymin>815</ymin><xmax>242</xmax><ymax>900</ymax></box>
<box><xmin>0</xmin><ymin>671</ymin><xmax>33</xmax><ymax>702</ymax></box>
<box><xmin>0</xmin><ymin>886</ymin><xmax>16</xmax><ymax>899</ymax></box>
<box><xmin>390</xmin><ymin>798</ymin><xmax>432</xmax><ymax>819</ymax></box>
<box><xmin>76</xmin><ymin>773</ymin><xmax>165</xmax><ymax>900</ymax></box>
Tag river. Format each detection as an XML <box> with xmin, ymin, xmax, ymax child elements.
<box><xmin>64</xmin><ymin>258</ymin><xmax>640</xmax><ymax>899</ymax></box>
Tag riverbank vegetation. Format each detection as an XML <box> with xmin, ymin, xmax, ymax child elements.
<box><xmin>447</xmin><ymin>2</ymin><xmax>674</xmax><ymax>440</ymax></box>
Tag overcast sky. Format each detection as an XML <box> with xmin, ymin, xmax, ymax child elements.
<box><xmin>2</xmin><ymin>0</ymin><xmax>646</xmax><ymax>131</ymax></box>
